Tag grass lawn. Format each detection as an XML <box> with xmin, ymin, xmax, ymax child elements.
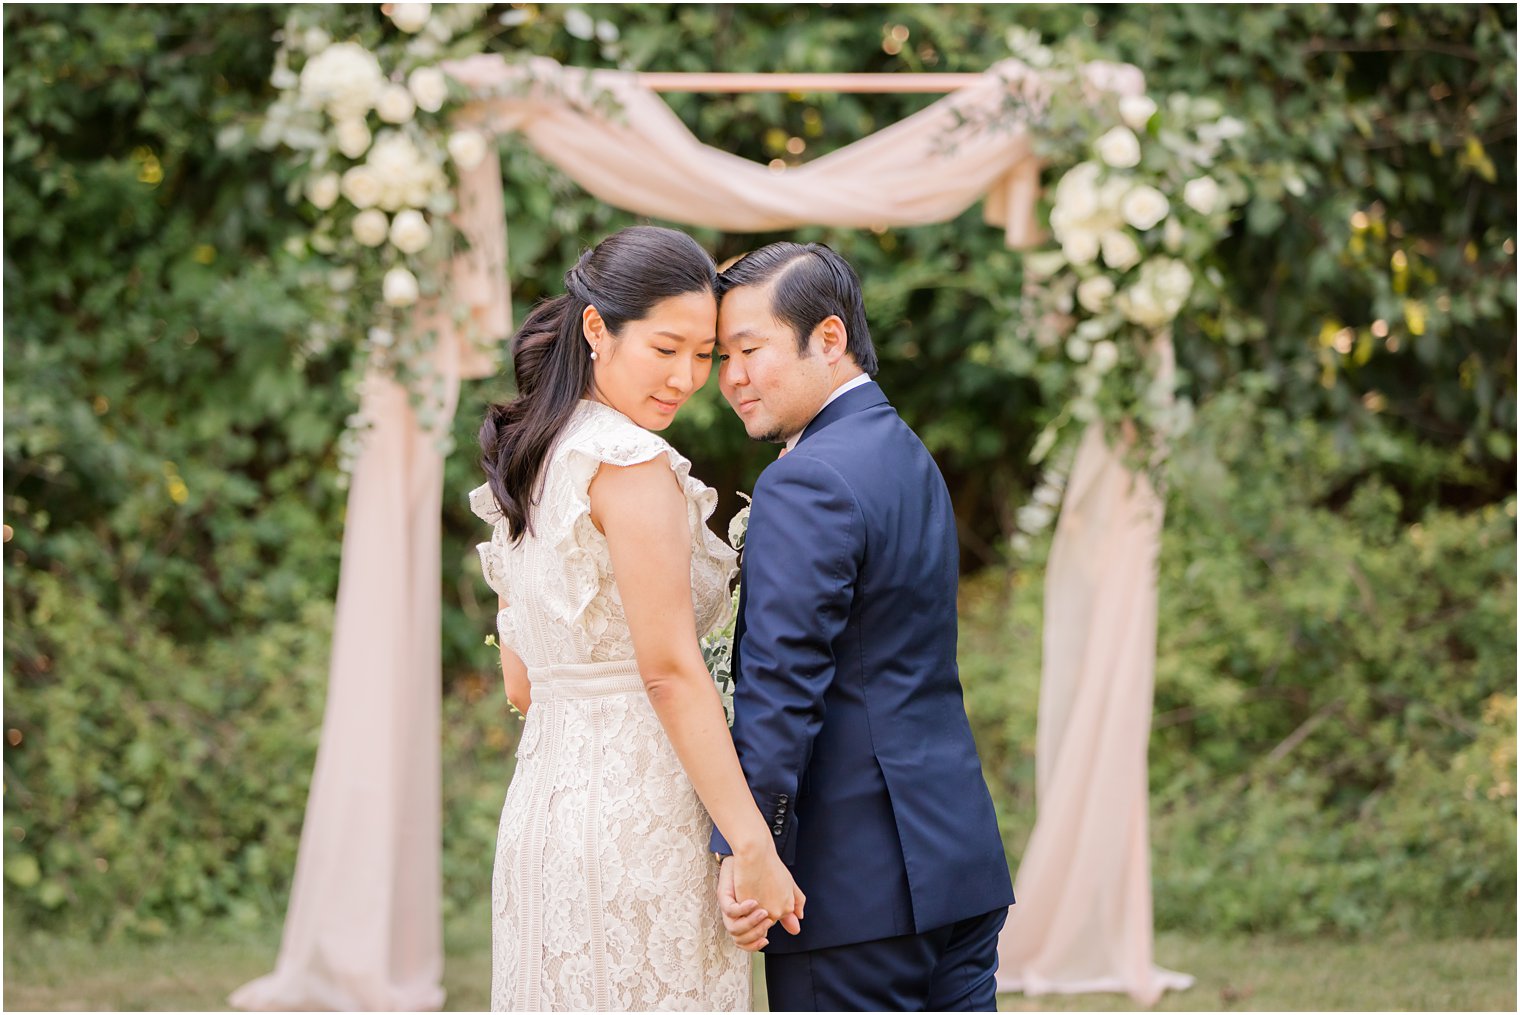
<box><xmin>3</xmin><ymin>912</ymin><xmax>1513</xmax><ymax>1011</ymax></box>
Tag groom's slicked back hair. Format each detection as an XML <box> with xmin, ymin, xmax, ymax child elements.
<box><xmin>718</xmin><ymin>242</ymin><xmax>879</xmax><ymax>376</ymax></box>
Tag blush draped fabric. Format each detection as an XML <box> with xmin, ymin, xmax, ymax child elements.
<box><xmin>992</xmin><ymin>422</ymin><xmax>1195</xmax><ymax>1006</ymax></box>
<box><xmin>229</xmin><ymin>152</ymin><xmax>509</xmax><ymax>1012</ymax></box>
<box><xmin>233</xmin><ymin>55</ymin><xmax>1184</xmax><ymax>1012</ymax></box>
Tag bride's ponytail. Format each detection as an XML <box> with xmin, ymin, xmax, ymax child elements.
<box><xmin>479</xmin><ymin>226</ymin><xmax>717</xmax><ymax>540</ymax></box>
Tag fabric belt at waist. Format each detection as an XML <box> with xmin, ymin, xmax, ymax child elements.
<box><xmin>527</xmin><ymin>659</ymin><xmax>645</xmax><ymax>700</ymax></box>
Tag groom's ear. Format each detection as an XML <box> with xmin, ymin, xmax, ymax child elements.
<box><xmin>813</xmin><ymin>314</ymin><xmax>849</xmax><ymax>365</ymax></box>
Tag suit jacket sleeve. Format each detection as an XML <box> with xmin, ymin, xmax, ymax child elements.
<box><xmin>709</xmin><ymin>454</ymin><xmax>861</xmax><ymax>864</ymax></box>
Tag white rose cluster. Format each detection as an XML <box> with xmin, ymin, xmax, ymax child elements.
<box><xmin>1049</xmin><ymin>162</ymin><xmax>1165</xmax><ymax>272</ymax></box>
<box><xmin>341</xmin><ymin>132</ymin><xmax>446</xmax><ymax>212</ymax></box>
<box><xmin>1076</xmin><ymin>275</ymin><xmax>1115</xmax><ymax>314</ymax></box>
<box><xmin>1117</xmin><ymin>257</ymin><xmax>1194</xmax><ymax>331</ymax></box>
<box><xmin>298</xmin><ymin>42</ymin><xmax>384</xmax><ymax>122</ymax></box>
<box><xmin>1049</xmin><ymin>162</ymin><xmax>1126</xmax><ymax>266</ymax></box>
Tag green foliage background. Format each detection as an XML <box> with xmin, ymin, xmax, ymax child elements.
<box><xmin>4</xmin><ymin>4</ymin><xmax>1514</xmax><ymax>940</ymax></box>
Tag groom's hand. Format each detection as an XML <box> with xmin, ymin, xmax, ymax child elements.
<box><xmin>717</xmin><ymin>856</ymin><xmax>776</xmax><ymax>952</ymax></box>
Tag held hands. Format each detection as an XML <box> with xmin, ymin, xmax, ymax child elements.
<box><xmin>718</xmin><ymin>853</ymin><xmax>805</xmax><ymax>952</ymax></box>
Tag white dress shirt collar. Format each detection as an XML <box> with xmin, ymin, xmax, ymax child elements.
<box><xmin>784</xmin><ymin>373</ymin><xmax>873</xmax><ymax>452</ymax></box>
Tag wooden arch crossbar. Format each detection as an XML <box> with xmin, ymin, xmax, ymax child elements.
<box><xmin>635</xmin><ymin>72</ymin><xmax>983</xmax><ymax>93</ymax></box>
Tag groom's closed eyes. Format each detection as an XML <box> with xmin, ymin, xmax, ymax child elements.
<box><xmin>716</xmin><ymin>329</ymin><xmax>769</xmax><ymax>364</ymax></box>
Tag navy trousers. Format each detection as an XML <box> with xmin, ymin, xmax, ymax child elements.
<box><xmin>764</xmin><ymin>907</ymin><xmax>1007</xmax><ymax>1012</ymax></box>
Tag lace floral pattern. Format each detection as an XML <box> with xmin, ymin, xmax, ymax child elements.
<box><xmin>470</xmin><ymin>400</ymin><xmax>737</xmax><ymax>667</ymax></box>
<box><xmin>470</xmin><ymin>400</ymin><xmax>747</xmax><ymax>1012</ymax></box>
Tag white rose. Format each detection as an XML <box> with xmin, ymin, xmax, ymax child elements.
<box><xmin>1183</xmin><ymin>176</ymin><xmax>1222</xmax><ymax>215</ymax></box>
<box><xmin>1076</xmin><ymin>275</ymin><xmax>1115</xmax><ymax>314</ymax></box>
<box><xmin>351</xmin><ymin>209</ymin><xmax>389</xmax><ymax>247</ymax></box>
<box><xmin>1022</xmin><ymin>250</ymin><xmax>1068</xmax><ymax>281</ymax></box>
<box><xmin>1052</xmin><ymin>162</ymin><xmax>1102</xmax><ymax>224</ymax></box>
<box><xmin>305</xmin><ymin>172</ymin><xmax>341</xmax><ymax>210</ymax></box>
<box><xmin>376</xmin><ymin>84</ymin><xmax>416</xmax><ymax>125</ymax></box>
<box><xmin>335</xmin><ymin>118</ymin><xmax>371</xmax><ymax>159</ymax></box>
<box><xmin>1121</xmin><ymin>184</ymin><xmax>1169</xmax><ymax>231</ymax></box>
<box><xmin>1089</xmin><ymin>340</ymin><xmax>1119</xmax><ymax>375</ymax></box>
<box><xmin>447</xmin><ymin>130</ymin><xmax>488</xmax><ymax>170</ymax></box>
<box><xmin>302</xmin><ymin>27</ymin><xmax>331</xmax><ymax>53</ymax></box>
<box><xmin>298</xmin><ymin>42</ymin><xmax>384</xmax><ymax>121</ymax></box>
<box><xmin>383</xmin><ymin>266</ymin><xmax>421</xmax><ymax>306</ymax></box>
<box><xmin>408</xmin><ymin>66</ymin><xmax>449</xmax><ymax>113</ymax></box>
<box><xmin>1212</xmin><ymin>116</ymin><xmax>1247</xmax><ymax>140</ymax></box>
<box><xmin>1060</xmin><ymin>227</ymin><xmax>1101</xmax><ymax>267</ymax></box>
<box><xmin>1094</xmin><ymin>126</ymin><xmax>1141</xmax><ymax>169</ymax></box>
<box><xmin>1100</xmin><ymin>230</ymin><xmax>1142</xmax><ymax>271</ymax></box>
<box><xmin>389</xmin><ymin>3</ymin><xmax>431</xmax><ymax>32</ymax></box>
<box><xmin>388</xmin><ymin>209</ymin><xmax>432</xmax><ymax>254</ymax></box>
<box><xmin>565</xmin><ymin>8</ymin><xmax>596</xmax><ymax>40</ymax></box>
<box><xmin>1017</xmin><ymin>503</ymin><xmax>1054</xmax><ymax>533</ymax></box>
<box><xmin>1118</xmin><ymin>95</ymin><xmax>1157</xmax><ymax>131</ymax></box>
<box><xmin>1117</xmin><ymin>257</ymin><xmax>1194</xmax><ymax>330</ymax></box>
<box><xmin>340</xmin><ymin>165</ymin><xmax>383</xmax><ymax>209</ymax></box>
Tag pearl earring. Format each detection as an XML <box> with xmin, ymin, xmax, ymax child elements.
<box><xmin>590</xmin><ymin>348</ymin><xmax>599</xmax><ymax>361</ymax></box>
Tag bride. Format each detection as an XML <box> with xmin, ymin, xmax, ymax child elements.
<box><xmin>470</xmin><ymin>226</ymin><xmax>801</xmax><ymax>1011</ymax></box>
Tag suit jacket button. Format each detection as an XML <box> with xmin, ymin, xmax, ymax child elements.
<box><xmin>772</xmin><ymin>826</ymin><xmax>783</xmax><ymax>837</ymax></box>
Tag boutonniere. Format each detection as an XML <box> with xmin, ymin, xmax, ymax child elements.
<box><xmin>702</xmin><ymin>494</ymin><xmax>750</xmax><ymax>727</ymax></box>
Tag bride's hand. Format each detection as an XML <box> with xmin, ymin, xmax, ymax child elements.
<box><xmin>726</xmin><ymin>849</ymin><xmax>805</xmax><ymax>938</ymax></box>
<box><xmin>717</xmin><ymin>858</ymin><xmax>772</xmax><ymax>951</ymax></box>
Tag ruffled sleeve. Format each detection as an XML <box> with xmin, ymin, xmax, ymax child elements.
<box><xmin>468</xmin><ymin>482</ymin><xmax>512</xmax><ymax>601</ymax></box>
<box><xmin>553</xmin><ymin>414</ymin><xmax>739</xmax><ymax>641</ymax></box>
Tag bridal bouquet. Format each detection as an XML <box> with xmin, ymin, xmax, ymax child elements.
<box><xmin>702</xmin><ymin>496</ymin><xmax>750</xmax><ymax>727</ymax></box>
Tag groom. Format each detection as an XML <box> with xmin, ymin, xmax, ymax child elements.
<box><xmin>709</xmin><ymin>242</ymin><xmax>1015</xmax><ymax>1011</ymax></box>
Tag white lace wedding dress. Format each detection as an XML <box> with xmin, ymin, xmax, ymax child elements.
<box><xmin>470</xmin><ymin>399</ymin><xmax>750</xmax><ymax>1012</ymax></box>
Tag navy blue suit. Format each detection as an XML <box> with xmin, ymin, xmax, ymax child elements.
<box><xmin>712</xmin><ymin>381</ymin><xmax>1015</xmax><ymax>1011</ymax></box>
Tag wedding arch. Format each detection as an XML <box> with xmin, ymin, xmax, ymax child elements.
<box><xmin>234</xmin><ymin>46</ymin><xmax>1206</xmax><ymax>1011</ymax></box>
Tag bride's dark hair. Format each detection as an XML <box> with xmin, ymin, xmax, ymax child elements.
<box><xmin>479</xmin><ymin>225</ymin><xmax>717</xmax><ymax>541</ymax></box>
